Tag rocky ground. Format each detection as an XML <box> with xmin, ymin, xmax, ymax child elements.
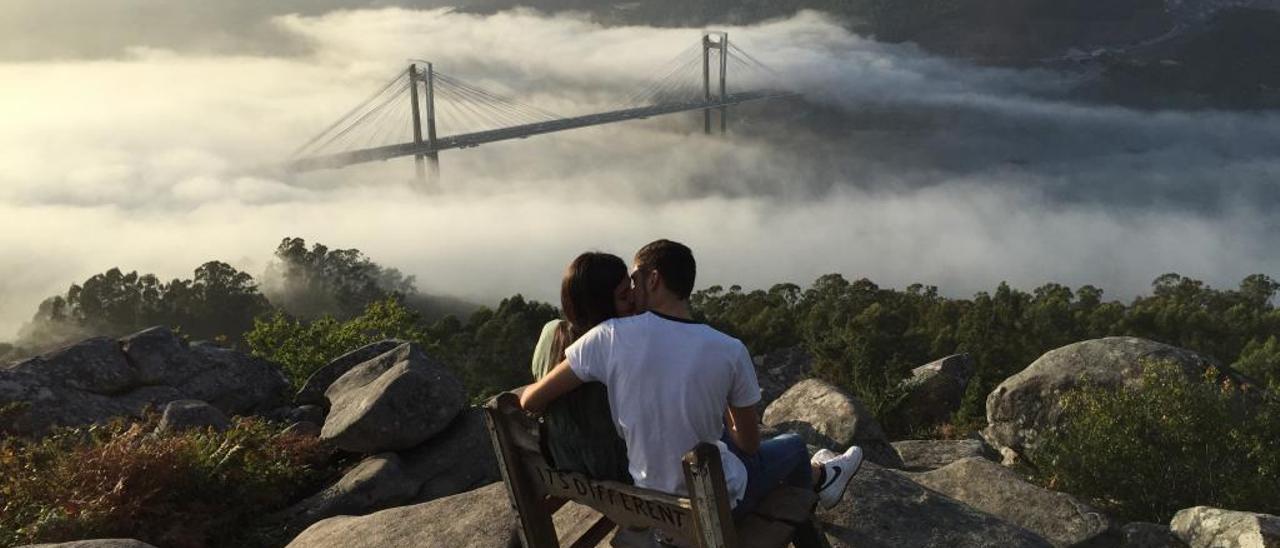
<box><xmin>4</xmin><ymin>331</ymin><xmax>1277</xmax><ymax>548</ymax></box>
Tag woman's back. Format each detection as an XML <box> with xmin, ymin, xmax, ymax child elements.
<box><xmin>531</xmin><ymin>318</ymin><xmax>631</xmax><ymax>483</ymax></box>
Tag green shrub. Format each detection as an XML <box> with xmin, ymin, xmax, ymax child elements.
<box><xmin>246</xmin><ymin>295</ymin><xmax>558</xmax><ymax>402</ymax></box>
<box><xmin>1031</xmin><ymin>360</ymin><xmax>1280</xmax><ymax>523</ymax></box>
<box><xmin>246</xmin><ymin>297</ymin><xmax>430</xmax><ymax>389</ymax></box>
<box><xmin>0</xmin><ymin>415</ymin><xmax>335</xmax><ymax>548</ymax></box>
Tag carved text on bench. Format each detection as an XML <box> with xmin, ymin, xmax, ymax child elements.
<box><xmin>533</xmin><ymin>466</ymin><xmax>690</xmax><ymax>530</ymax></box>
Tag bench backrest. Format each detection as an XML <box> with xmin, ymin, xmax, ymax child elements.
<box><xmin>483</xmin><ymin>390</ymin><xmax>739</xmax><ymax>548</ymax></box>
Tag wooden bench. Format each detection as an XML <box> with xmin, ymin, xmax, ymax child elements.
<box><xmin>483</xmin><ymin>390</ymin><xmax>830</xmax><ymax>548</ymax></box>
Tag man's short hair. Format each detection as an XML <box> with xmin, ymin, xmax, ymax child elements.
<box><xmin>635</xmin><ymin>239</ymin><xmax>696</xmax><ymax>300</ymax></box>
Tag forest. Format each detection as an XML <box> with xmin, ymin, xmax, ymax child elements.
<box><xmin>5</xmin><ymin>237</ymin><xmax>1276</xmax><ymax>423</ymax></box>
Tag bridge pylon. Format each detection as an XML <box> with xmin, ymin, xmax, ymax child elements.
<box><xmin>703</xmin><ymin>31</ymin><xmax>729</xmax><ymax>135</ymax></box>
<box><xmin>408</xmin><ymin>62</ymin><xmax>440</xmax><ymax>184</ymax></box>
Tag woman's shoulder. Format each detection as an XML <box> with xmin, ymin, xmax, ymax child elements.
<box><xmin>531</xmin><ymin>318</ymin><xmax>568</xmax><ymax>381</ymax></box>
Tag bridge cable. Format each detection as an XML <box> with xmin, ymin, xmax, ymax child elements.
<box><xmin>310</xmin><ymin>81</ymin><xmax>409</xmax><ymax>156</ymax></box>
<box><xmin>434</xmin><ymin>72</ymin><xmax>561</xmax><ymax>124</ymax></box>
<box><xmin>618</xmin><ymin>42</ymin><xmax>703</xmax><ymax>108</ymax></box>
<box><xmin>441</xmin><ymin>83</ymin><xmax>529</xmax><ymax>132</ymax></box>
<box><xmin>291</xmin><ymin>71</ymin><xmax>409</xmax><ymax>158</ymax></box>
<box><xmin>433</xmin><ymin>82</ymin><xmax>513</xmax><ymax>132</ymax></box>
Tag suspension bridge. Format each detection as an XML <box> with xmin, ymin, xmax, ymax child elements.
<box><xmin>287</xmin><ymin>32</ymin><xmax>796</xmax><ymax>179</ymax></box>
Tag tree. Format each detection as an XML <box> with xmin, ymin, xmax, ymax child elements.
<box><xmin>426</xmin><ymin>295</ymin><xmax>559</xmax><ymax>400</ymax></box>
<box><xmin>692</xmin><ymin>282</ymin><xmax>802</xmax><ymax>355</ymax></box>
<box><xmin>262</xmin><ymin>237</ymin><xmax>416</xmax><ymax>320</ymax></box>
<box><xmin>17</xmin><ymin>262</ymin><xmax>270</xmax><ymax>351</ymax></box>
<box><xmin>1234</xmin><ymin>336</ymin><xmax>1280</xmax><ymax>389</ymax></box>
<box><xmin>1122</xmin><ymin>273</ymin><xmax>1279</xmax><ymax>366</ymax></box>
<box><xmin>168</xmin><ymin>261</ymin><xmax>272</xmax><ymax>344</ymax></box>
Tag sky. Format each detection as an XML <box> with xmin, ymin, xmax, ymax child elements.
<box><xmin>0</xmin><ymin>4</ymin><xmax>1277</xmax><ymax>341</ymax></box>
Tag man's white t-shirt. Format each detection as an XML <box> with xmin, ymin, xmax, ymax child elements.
<box><xmin>565</xmin><ymin>311</ymin><xmax>762</xmax><ymax>506</ymax></box>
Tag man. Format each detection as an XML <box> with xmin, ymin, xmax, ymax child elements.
<box><xmin>520</xmin><ymin>239</ymin><xmax>862</xmax><ymax>520</ymax></box>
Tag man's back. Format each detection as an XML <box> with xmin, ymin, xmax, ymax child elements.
<box><xmin>566</xmin><ymin>311</ymin><xmax>760</xmax><ymax>502</ymax></box>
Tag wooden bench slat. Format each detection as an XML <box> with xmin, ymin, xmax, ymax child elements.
<box><xmin>737</xmin><ymin>515</ymin><xmax>796</xmax><ymax>548</ymax></box>
<box><xmin>530</xmin><ymin>458</ymin><xmax>696</xmax><ymax>544</ymax></box>
<box><xmin>750</xmin><ymin>486</ymin><xmax>818</xmax><ymax>525</ymax></box>
<box><xmin>565</xmin><ymin>515</ymin><xmax>616</xmax><ymax>548</ymax></box>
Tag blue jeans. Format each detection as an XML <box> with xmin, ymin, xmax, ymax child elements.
<box><xmin>722</xmin><ymin>432</ymin><xmax>811</xmax><ymax>518</ymax></box>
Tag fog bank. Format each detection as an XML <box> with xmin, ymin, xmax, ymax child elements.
<box><xmin>1</xmin><ymin>8</ymin><xmax>1276</xmax><ymax>340</ymax></box>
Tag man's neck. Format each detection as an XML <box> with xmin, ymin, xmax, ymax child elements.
<box><xmin>647</xmin><ymin>300</ymin><xmax>693</xmax><ymax>321</ymax></box>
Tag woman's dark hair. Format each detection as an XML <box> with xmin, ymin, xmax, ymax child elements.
<box><xmin>551</xmin><ymin>252</ymin><xmax>628</xmax><ymax>361</ymax></box>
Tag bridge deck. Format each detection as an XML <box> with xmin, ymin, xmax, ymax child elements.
<box><xmin>287</xmin><ymin>91</ymin><xmax>795</xmax><ymax>172</ymax></box>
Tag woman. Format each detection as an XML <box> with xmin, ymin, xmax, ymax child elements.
<box><xmin>530</xmin><ymin>252</ymin><xmax>634</xmax><ymax>483</ymax></box>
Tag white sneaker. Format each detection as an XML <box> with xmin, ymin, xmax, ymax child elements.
<box><xmin>816</xmin><ymin>446</ymin><xmax>864</xmax><ymax>509</ymax></box>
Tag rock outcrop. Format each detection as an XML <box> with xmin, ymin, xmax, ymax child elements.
<box><xmin>753</xmin><ymin>347</ymin><xmax>813</xmax><ymax>408</ymax></box>
<box><xmin>282</xmin><ymin>421</ymin><xmax>322</xmax><ymax>438</ymax></box>
<box><xmin>910</xmin><ymin>457</ymin><xmax>1116</xmax><ymax>547</ymax></box>
<box><xmin>286</xmin><ymin>482</ymin><xmax>604</xmax><ymax>548</ymax></box>
<box><xmin>276</xmin><ymin>453</ymin><xmax>421</xmax><ymax>534</ymax></box>
<box><xmin>155</xmin><ymin>399</ymin><xmax>230</xmax><ymax>433</ymax></box>
<box><xmin>295</xmin><ymin>340</ymin><xmax>404</xmax><ymax>407</ymax></box>
<box><xmin>288</xmin><ymin>405</ymin><xmax>326</xmax><ymax>425</ymax></box>
<box><xmin>0</xmin><ymin>327</ymin><xmax>288</xmax><ymax>437</ymax></box>
<box><xmin>1121</xmin><ymin>522</ymin><xmax>1185</xmax><ymax>548</ymax></box>
<box><xmin>892</xmin><ymin>439</ymin><xmax>997</xmax><ymax>472</ymax></box>
<box><xmin>397</xmin><ymin>409</ymin><xmax>499</xmax><ymax>503</ymax></box>
<box><xmin>888</xmin><ymin>354</ymin><xmax>975</xmax><ymax>432</ymax></box>
<box><xmin>286</xmin><ymin>482</ymin><xmax>519</xmax><ymax>548</ymax></box>
<box><xmin>985</xmin><ymin>337</ymin><xmax>1229</xmax><ymax>456</ymax></box>
<box><xmin>1170</xmin><ymin>506</ymin><xmax>1280</xmax><ymax>548</ymax></box>
<box><xmin>125</xmin><ymin>328</ymin><xmax>288</xmax><ymax>414</ymax></box>
<box><xmin>279</xmin><ymin>409</ymin><xmax>500</xmax><ymax>533</ymax></box>
<box><xmin>320</xmin><ymin>342</ymin><xmax>464</xmax><ymax>453</ymax></box>
<box><xmin>817</xmin><ymin>463</ymin><xmax>1052</xmax><ymax>547</ymax></box>
<box><xmin>21</xmin><ymin>541</ymin><xmax>159</xmax><ymax>548</ymax></box>
<box><xmin>762</xmin><ymin>379</ymin><xmax>903</xmax><ymax>468</ymax></box>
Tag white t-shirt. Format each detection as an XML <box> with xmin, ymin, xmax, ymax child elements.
<box><xmin>565</xmin><ymin>311</ymin><xmax>762</xmax><ymax>506</ymax></box>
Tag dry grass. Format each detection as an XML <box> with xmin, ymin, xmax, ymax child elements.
<box><xmin>1</xmin><ymin>413</ymin><xmax>335</xmax><ymax>548</ymax></box>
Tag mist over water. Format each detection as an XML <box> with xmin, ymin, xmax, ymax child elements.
<box><xmin>1</xmin><ymin>8</ymin><xmax>1277</xmax><ymax>340</ymax></box>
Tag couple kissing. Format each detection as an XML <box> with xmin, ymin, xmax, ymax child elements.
<box><xmin>520</xmin><ymin>239</ymin><xmax>863</xmax><ymax>544</ymax></box>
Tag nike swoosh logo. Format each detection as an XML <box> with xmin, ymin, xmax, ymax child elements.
<box><xmin>820</xmin><ymin>465</ymin><xmax>843</xmax><ymax>491</ymax></box>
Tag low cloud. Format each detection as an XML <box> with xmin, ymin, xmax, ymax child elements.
<box><xmin>0</xmin><ymin>8</ymin><xmax>1276</xmax><ymax>340</ymax></box>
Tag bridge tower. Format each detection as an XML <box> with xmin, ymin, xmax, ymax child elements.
<box><xmin>702</xmin><ymin>31</ymin><xmax>728</xmax><ymax>135</ymax></box>
<box><xmin>408</xmin><ymin>62</ymin><xmax>440</xmax><ymax>182</ymax></box>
